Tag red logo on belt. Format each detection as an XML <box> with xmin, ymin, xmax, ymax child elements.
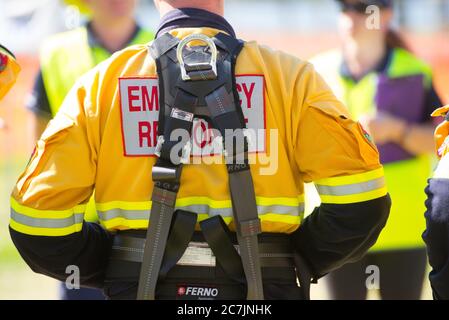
<box><xmin>177</xmin><ymin>286</ymin><xmax>186</xmax><ymax>296</ymax></box>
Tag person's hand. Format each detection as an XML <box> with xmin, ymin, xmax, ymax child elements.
<box><xmin>359</xmin><ymin>112</ymin><xmax>406</xmax><ymax>145</ymax></box>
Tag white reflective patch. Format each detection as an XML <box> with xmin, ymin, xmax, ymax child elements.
<box><xmin>236</xmin><ymin>75</ymin><xmax>266</xmax><ymax>152</ymax></box>
<box><xmin>119</xmin><ymin>77</ymin><xmax>160</xmax><ymax>156</ymax></box>
<box><xmin>119</xmin><ymin>75</ymin><xmax>266</xmax><ymax>157</ymax></box>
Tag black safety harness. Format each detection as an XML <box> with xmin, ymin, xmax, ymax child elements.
<box><xmin>105</xmin><ymin>32</ymin><xmax>313</xmax><ymax>300</ymax></box>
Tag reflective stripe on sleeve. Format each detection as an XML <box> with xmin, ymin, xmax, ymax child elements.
<box><xmin>315</xmin><ymin>168</ymin><xmax>388</xmax><ymax>204</ymax></box>
<box><xmin>10</xmin><ymin>197</ymin><xmax>85</xmax><ymax>236</ymax></box>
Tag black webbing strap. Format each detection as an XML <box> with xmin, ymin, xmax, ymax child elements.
<box><xmin>137</xmin><ymin>178</ymin><xmax>179</xmax><ymax>300</ymax></box>
<box><xmin>109</xmin><ymin>210</ymin><xmax>196</xmax><ymax>270</ymax></box>
<box><xmin>159</xmin><ymin>210</ymin><xmax>198</xmax><ymax>280</ymax></box>
<box><xmin>200</xmin><ymin>215</ymin><xmax>245</xmax><ymax>283</ymax></box>
<box><xmin>227</xmin><ymin>167</ymin><xmax>264</xmax><ymax>300</ymax></box>
<box><xmin>137</xmin><ymin>35</ymin><xmax>186</xmax><ymax>300</ymax></box>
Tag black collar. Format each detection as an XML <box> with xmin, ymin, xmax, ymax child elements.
<box><xmin>340</xmin><ymin>46</ymin><xmax>393</xmax><ymax>82</ymax></box>
<box><xmin>155</xmin><ymin>8</ymin><xmax>236</xmax><ymax>39</ymax></box>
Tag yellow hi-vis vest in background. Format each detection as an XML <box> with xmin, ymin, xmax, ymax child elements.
<box><xmin>0</xmin><ymin>45</ymin><xmax>20</xmax><ymax>100</ymax></box>
<box><xmin>40</xmin><ymin>26</ymin><xmax>154</xmax><ymax>116</ymax></box>
<box><xmin>38</xmin><ymin>26</ymin><xmax>154</xmax><ymax>222</ymax></box>
<box><xmin>311</xmin><ymin>48</ymin><xmax>435</xmax><ymax>251</ymax></box>
<box><xmin>10</xmin><ymin>28</ymin><xmax>387</xmax><ymax>237</ymax></box>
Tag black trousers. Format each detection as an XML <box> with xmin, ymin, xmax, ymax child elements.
<box><xmin>325</xmin><ymin>248</ymin><xmax>427</xmax><ymax>300</ymax></box>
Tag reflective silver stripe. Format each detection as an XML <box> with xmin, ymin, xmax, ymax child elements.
<box><xmin>10</xmin><ymin>209</ymin><xmax>84</xmax><ymax>229</ymax></box>
<box><xmin>97</xmin><ymin>203</ymin><xmax>305</xmax><ymax>222</ymax></box>
<box><xmin>98</xmin><ymin>209</ymin><xmax>149</xmax><ymax>221</ymax></box>
<box><xmin>315</xmin><ymin>177</ymin><xmax>386</xmax><ymax>196</ymax></box>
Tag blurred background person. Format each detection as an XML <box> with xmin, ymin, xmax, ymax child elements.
<box><xmin>311</xmin><ymin>0</ymin><xmax>443</xmax><ymax>300</ymax></box>
<box><xmin>25</xmin><ymin>0</ymin><xmax>154</xmax><ymax>300</ymax></box>
<box><xmin>29</xmin><ymin>0</ymin><xmax>154</xmax><ymax>139</ymax></box>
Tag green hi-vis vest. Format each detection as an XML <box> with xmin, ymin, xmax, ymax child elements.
<box><xmin>311</xmin><ymin>48</ymin><xmax>434</xmax><ymax>251</ymax></box>
<box><xmin>39</xmin><ymin>26</ymin><xmax>154</xmax><ymax>222</ymax></box>
<box><xmin>40</xmin><ymin>26</ymin><xmax>154</xmax><ymax>116</ymax></box>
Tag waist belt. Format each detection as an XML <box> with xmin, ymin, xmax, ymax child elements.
<box><xmin>111</xmin><ymin>233</ymin><xmax>296</xmax><ymax>269</ymax></box>
<box><xmin>106</xmin><ymin>211</ymin><xmax>312</xmax><ymax>299</ymax></box>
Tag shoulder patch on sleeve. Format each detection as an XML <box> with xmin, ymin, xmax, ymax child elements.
<box><xmin>357</xmin><ymin>121</ymin><xmax>376</xmax><ymax>147</ymax></box>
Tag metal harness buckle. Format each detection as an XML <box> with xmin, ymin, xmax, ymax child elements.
<box><xmin>176</xmin><ymin>34</ymin><xmax>218</xmax><ymax>81</ymax></box>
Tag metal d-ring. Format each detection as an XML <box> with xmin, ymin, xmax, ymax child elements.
<box><xmin>176</xmin><ymin>34</ymin><xmax>218</xmax><ymax>81</ymax></box>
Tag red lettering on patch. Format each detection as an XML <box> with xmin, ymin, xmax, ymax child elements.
<box><xmin>138</xmin><ymin>121</ymin><xmax>152</xmax><ymax>148</ymax></box>
<box><xmin>128</xmin><ymin>86</ymin><xmax>140</xmax><ymax>112</ymax></box>
<box><xmin>142</xmin><ymin>85</ymin><xmax>159</xmax><ymax>111</ymax></box>
<box><xmin>119</xmin><ymin>75</ymin><xmax>266</xmax><ymax>157</ymax></box>
<box><xmin>242</xmin><ymin>82</ymin><xmax>255</xmax><ymax>108</ymax></box>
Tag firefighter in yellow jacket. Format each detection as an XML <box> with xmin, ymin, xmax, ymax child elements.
<box><xmin>0</xmin><ymin>44</ymin><xmax>20</xmax><ymax>100</ymax></box>
<box><xmin>10</xmin><ymin>0</ymin><xmax>391</xmax><ymax>300</ymax></box>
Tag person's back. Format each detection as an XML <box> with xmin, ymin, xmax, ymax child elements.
<box><xmin>10</xmin><ymin>1</ymin><xmax>391</xmax><ymax>300</ymax></box>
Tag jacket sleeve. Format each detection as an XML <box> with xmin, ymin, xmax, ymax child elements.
<box><xmin>291</xmin><ymin>195</ymin><xmax>391</xmax><ymax>278</ymax></box>
<box><xmin>290</xmin><ymin>64</ymin><xmax>391</xmax><ymax>278</ymax></box>
<box><xmin>422</xmin><ymin>154</ymin><xmax>449</xmax><ymax>300</ymax></box>
<box><xmin>9</xmin><ymin>71</ymin><xmax>112</xmax><ymax>288</ymax></box>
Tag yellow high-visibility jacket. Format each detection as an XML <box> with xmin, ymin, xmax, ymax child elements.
<box><xmin>40</xmin><ymin>26</ymin><xmax>154</xmax><ymax>116</ymax></box>
<box><xmin>10</xmin><ymin>28</ymin><xmax>387</xmax><ymax>237</ymax></box>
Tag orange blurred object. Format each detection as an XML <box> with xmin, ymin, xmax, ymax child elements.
<box><xmin>432</xmin><ymin>105</ymin><xmax>449</xmax><ymax>158</ymax></box>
